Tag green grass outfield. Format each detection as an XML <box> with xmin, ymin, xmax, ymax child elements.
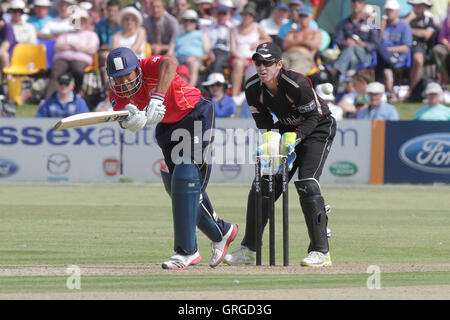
<box><xmin>0</xmin><ymin>184</ymin><xmax>449</xmax><ymax>298</ymax></box>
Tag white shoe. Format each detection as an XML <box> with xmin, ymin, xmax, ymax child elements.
<box><xmin>162</xmin><ymin>251</ymin><xmax>202</xmax><ymax>270</ymax></box>
<box><xmin>301</xmin><ymin>251</ymin><xmax>332</xmax><ymax>267</ymax></box>
<box><xmin>223</xmin><ymin>245</ymin><xmax>256</xmax><ymax>266</ymax></box>
<box><xmin>210</xmin><ymin>224</ymin><xmax>238</xmax><ymax>267</ymax></box>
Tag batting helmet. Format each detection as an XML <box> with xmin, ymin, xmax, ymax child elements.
<box><xmin>106</xmin><ymin>47</ymin><xmax>142</xmax><ymax>98</ymax></box>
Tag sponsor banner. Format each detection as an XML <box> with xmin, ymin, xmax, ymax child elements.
<box><xmin>384</xmin><ymin>121</ymin><xmax>450</xmax><ymax>183</ymax></box>
<box><xmin>320</xmin><ymin>120</ymin><xmax>372</xmax><ymax>183</ymax></box>
<box><xmin>1</xmin><ymin>118</ymin><xmax>372</xmax><ymax>184</ymax></box>
<box><xmin>0</xmin><ymin>119</ymin><xmax>121</xmax><ymax>182</ymax></box>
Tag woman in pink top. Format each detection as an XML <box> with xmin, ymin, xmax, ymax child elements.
<box><xmin>45</xmin><ymin>8</ymin><xmax>99</xmax><ymax>97</ymax></box>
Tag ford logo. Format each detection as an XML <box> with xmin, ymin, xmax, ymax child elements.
<box><xmin>0</xmin><ymin>158</ymin><xmax>19</xmax><ymax>177</ymax></box>
<box><xmin>398</xmin><ymin>133</ymin><xmax>450</xmax><ymax>174</ymax></box>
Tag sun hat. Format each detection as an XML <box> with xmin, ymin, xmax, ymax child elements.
<box><xmin>201</xmin><ymin>72</ymin><xmax>230</xmax><ymax>88</ymax></box>
<box><xmin>366</xmin><ymin>82</ymin><xmax>385</xmax><ymax>94</ymax></box>
<box><xmin>424</xmin><ymin>82</ymin><xmax>443</xmax><ymax>95</ymax></box>
<box><xmin>119</xmin><ymin>6</ymin><xmax>143</xmax><ymax>26</ymax></box>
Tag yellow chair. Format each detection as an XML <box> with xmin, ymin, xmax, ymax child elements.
<box><xmin>3</xmin><ymin>44</ymin><xmax>47</xmax><ymax>105</ymax></box>
<box><xmin>84</xmin><ymin>52</ymin><xmax>99</xmax><ymax>73</ymax></box>
<box><xmin>3</xmin><ymin>43</ymin><xmax>47</xmax><ymax>75</ymax></box>
<box><xmin>145</xmin><ymin>43</ymin><xmax>152</xmax><ymax>58</ymax></box>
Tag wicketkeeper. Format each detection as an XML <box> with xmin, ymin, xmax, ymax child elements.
<box><xmin>106</xmin><ymin>47</ymin><xmax>238</xmax><ymax>270</ymax></box>
<box><xmin>224</xmin><ymin>42</ymin><xmax>336</xmax><ymax>267</ymax></box>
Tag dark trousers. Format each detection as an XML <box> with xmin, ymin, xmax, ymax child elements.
<box><xmin>155</xmin><ymin>97</ymin><xmax>229</xmax><ymax>237</ymax></box>
<box><xmin>242</xmin><ymin>115</ymin><xmax>337</xmax><ymax>251</ymax></box>
<box><xmin>45</xmin><ymin>58</ymin><xmax>88</xmax><ymax>98</ymax></box>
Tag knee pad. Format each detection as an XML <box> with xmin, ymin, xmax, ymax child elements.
<box><xmin>171</xmin><ymin>163</ymin><xmax>201</xmax><ymax>254</ymax></box>
<box><xmin>295</xmin><ymin>178</ymin><xmax>321</xmax><ymax>199</ymax></box>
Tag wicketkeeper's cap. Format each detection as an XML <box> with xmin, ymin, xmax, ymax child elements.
<box><xmin>252</xmin><ymin>42</ymin><xmax>283</xmax><ymax>62</ymax></box>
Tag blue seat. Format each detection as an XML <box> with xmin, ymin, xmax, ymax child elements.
<box><xmin>355</xmin><ymin>50</ymin><xmax>377</xmax><ymax>69</ymax></box>
<box><xmin>38</xmin><ymin>39</ymin><xmax>56</xmax><ymax>69</ymax></box>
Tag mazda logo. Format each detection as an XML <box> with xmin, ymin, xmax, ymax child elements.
<box><xmin>47</xmin><ymin>153</ymin><xmax>71</xmax><ymax>175</ymax></box>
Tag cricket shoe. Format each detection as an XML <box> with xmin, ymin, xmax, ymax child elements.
<box><xmin>300</xmin><ymin>251</ymin><xmax>332</xmax><ymax>267</ymax></box>
<box><xmin>223</xmin><ymin>245</ymin><xmax>256</xmax><ymax>266</ymax></box>
<box><xmin>210</xmin><ymin>224</ymin><xmax>238</xmax><ymax>267</ymax></box>
<box><xmin>162</xmin><ymin>251</ymin><xmax>202</xmax><ymax>270</ymax></box>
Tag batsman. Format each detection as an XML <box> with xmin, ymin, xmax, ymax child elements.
<box><xmin>106</xmin><ymin>47</ymin><xmax>238</xmax><ymax>270</ymax></box>
<box><xmin>224</xmin><ymin>42</ymin><xmax>336</xmax><ymax>267</ymax></box>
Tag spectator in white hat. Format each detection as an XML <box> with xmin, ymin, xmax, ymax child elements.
<box><xmin>111</xmin><ymin>5</ymin><xmax>146</xmax><ymax>59</ymax></box>
<box><xmin>315</xmin><ymin>83</ymin><xmax>343</xmax><ymax>120</ymax></box>
<box><xmin>168</xmin><ymin>9</ymin><xmax>210</xmax><ymax>87</ymax></box>
<box><xmin>375</xmin><ymin>0</ymin><xmax>412</xmax><ymax>102</ymax></box>
<box><xmin>39</xmin><ymin>0</ymin><xmax>78</xmax><ymax>39</ymax></box>
<box><xmin>9</xmin><ymin>0</ymin><xmax>37</xmax><ymax>44</ymax></box>
<box><xmin>27</xmin><ymin>0</ymin><xmax>52</xmax><ymax>35</ymax></box>
<box><xmin>201</xmin><ymin>72</ymin><xmax>237</xmax><ymax>118</ymax></box>
<box><xmin>356</xmin><ymin>82</ymin><xmax>400</xmax><ymax>120</ymax></box>
<box><xmin>413</xmin><ymin>82</ymin><xmax>450</xmax><ymax>120</ymax></box>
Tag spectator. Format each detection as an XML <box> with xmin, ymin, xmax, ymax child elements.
<box><xmin>216</xmin><ymin>0</ymin><xmax>238</xmax><ymax>27</ymax></box>
<box><xmin>0</xmin><ymin>10</ymin><xmax>17</xmax><ymax>74</ymax></box>
<box><xmin>36</xmin><ymin>73</ymin><xmax>90</xmax><ymax>117</ymax></box>
<box><xmin>432</xmin><ymin>5</ymin><xmax>449</xmax><ymax>86</ymax></box>
<box><xmin>338</xmin><ymin>69</ymin><xmax>371</xmax><ymax>115</ymax></box>
<box><xmin>95</xmin><ymin>0</ymin><xmax>122</xmax><ymax>52</ymax></box>
<box><xmin>413</xmin><ymin>82</ymin><xmax>450</xmax><ymax>120</ymax></box>
<box><xmin>375</xmin><ymin>0</ymin><xmax>412</xmax><ymax>102</ymax></box>
<box><xmin>260</xmin><ymin>1</ymin><xmax>289</xmax><ymax>42</ymax></box>
<box><xmin>194</xmin><ymin>0</ymin><xmax>214</xmax><ymax>30</ymax></box>
<box><xmin>204</xmin><ymin>4</ymin><xmax>232</xmax><ymax>74</ymax></box>
<box><xmin>201</xmin><ymin>72</ymin><xmax>237</xmax><ymax>118</ymax></box>
<box><xmin>229</xmin><ymin>2</ymin><xmax>271</xmax><ymax>100</ymax></box>
<box><xmin>171</xmin><ymin>0</ymin><xmax>190</xmax><ymax>26</ymax></box>
<box><xmin>402</xmin><ymin>0</ymin><xmax>437</xmax><ymax>101</ymax></box>
<box><xmin>356</xmin><ymin>82</ymin><xmax>400</xmax><ymax>120</ymax></box>
<box><xmin>332</xmin><ymin>0</ymin><xmax>378</xmax><ymax>77</ymax></box>
<box><xmin>95</xmin><ymin>0</ymin><xmax>122</xmax><ymax>85</ymax></box>
<box><xmin>27</xmin><ymin>0</ymin><xmax>52</xmax><ymax>36</ymax></box>
<box><xmin>276</xmin><ymin>0</ymin><xmax>319</xmax><ymax>45</ymax></box>
<box><xmin>168</xmin><ymin>9</ymin><xmax>210</xmax><ymax>87</ymax></box>
<box><xmin>112</xmin><ymin>6</ymin><xmax>146</xmax><ymax>60</ymax></box>
<box><xmin>282</xmin><ymin>5</ymin><xmax>321</xmax><ymax>75</ymax></box>
<box><xmin>140</xmin><ymin>0</ymin><xmax>152</xmax><ymax>19</ymax></box>
<box><xmin>347</xmin><ymin>93</ymin><xmax>369</xmax><ymax>118</ymax></box>
<box><xmin>143</xmin><ymin>0</ymin><xmax>179</xmax><ymax>55</ymax></box>
<box><xmin>45</xmin><ymin>8</ymin><xmax>99</xmax><ymax>97</ymax></box>
<box><xmin>315</xmin><ymin>83</ymin><xmax>343</xmax><ymax>120</ymax></box>
<box><xmin>9</xmin><ymin>0</ymin><xmax>37</xmax><ymax>44</ymax></box>
<box><xmin>39</xmin><ymin>0</ymin><xmax>77</xmax><ymax>39</ymax></box>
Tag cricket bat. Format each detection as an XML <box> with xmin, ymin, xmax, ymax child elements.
<box><xmin>53</xmin><ymin>110</ymin><xmax>130</xmax><ymax>130</ymax></box>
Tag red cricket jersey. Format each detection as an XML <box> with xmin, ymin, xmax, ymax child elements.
<box><xmin>110</xmin><ymin>55</ymin><xmax>201</xmax><ymax>123</ymax></box>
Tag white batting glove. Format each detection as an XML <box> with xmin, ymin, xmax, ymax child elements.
<box><xmin>145</xmin><ymin>93</ymin><xmax>166</xmax><ymax>125</ymax></box>
<box><xmin>121</xmin><ymin>104</ymin><xmax>147</xmax><ymax>132</ymax></box>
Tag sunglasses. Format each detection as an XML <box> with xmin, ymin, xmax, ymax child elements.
<box><xmin>254</xmin><ymin>59</ymin><xmax>277</xmax><ymax>67</ymax></box>
<box><xmin>183</xmin><ymin>19</ymin><xmax>197</xmax><ymax>23</ymax></box>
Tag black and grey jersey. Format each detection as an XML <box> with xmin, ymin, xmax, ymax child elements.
<box><xmin>244</xmin><ymin>68</ymin><xmax>331</xmax><ymax>140</ymax></box>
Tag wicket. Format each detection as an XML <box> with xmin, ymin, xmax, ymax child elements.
<box><xmin>255</xmin><ymin>155</ymin><xmax>289</xmax><ymax>266</ymax></box>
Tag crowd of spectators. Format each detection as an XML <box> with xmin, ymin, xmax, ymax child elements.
<box><xmin>0</xmin><ymin>0</ymin><xmax>448</xmax><ymax>120</ymax></box>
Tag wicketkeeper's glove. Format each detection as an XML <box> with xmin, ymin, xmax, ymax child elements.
<box><xmin>278</xmin><ymin>132</ymin><xmax>300</xmax><ymax>174</ymax></box>
<box><xmin>256</xmin><ymin>131</ymin><xmax>282</xmax><ymax>176</ymax></box>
